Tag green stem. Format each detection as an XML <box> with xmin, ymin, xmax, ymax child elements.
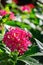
<box><xmin>13</xmin><ymin>62</ymin><xmax>16</xmax><ymax>65</ymax></box>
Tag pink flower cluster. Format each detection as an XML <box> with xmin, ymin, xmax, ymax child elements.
<box><xmin>20</xmin><ymin>6</ymin><xmax>31</xmax><ymax>13</ymax></box>
<box><xmin>9</xmin><ymin>12</ymin><xmax>16</xmax><ymax>20</ymax></box>
<box><xmin>27</xmin><ymin>4</ymin><xmax>35</xmax><ymax>9</ymax></box>
<box><xmin>0</xmin><ymin>10</ymin><xmax>16</xmax><ymax>20</ymax></box>
<box><xmin>3</xmin><ymin>27</ymin><xmax>32</xmax><ymax>55</ymax></box>
<box><xmin>0</xmin><ymin>10</ymin><xmax>7</xmax><ymax>16</ymax></box>
<box><xmin>20</xmin><ymin>4</ymin><xmax>34</xmax><ymax>13</ymax></box>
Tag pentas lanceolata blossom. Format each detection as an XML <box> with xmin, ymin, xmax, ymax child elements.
<box><xmin>0</xmin><ymin>10</ymin><xmax>16</xmax><ymax>20</ymax></box>
<box><xmin>0</xmin><ymin>10</ymin><xmax>7</xmax><ymax>16</ymax></box>
<box><xmin>20</xmin><ymin>4</ymin><xmax>35</xmax><ymax>13</ymax></box>
<box><xmin>20</xmin><ymin>6</ymin><xmax>31</xmax><ymax>13</ymax></box>
<box><xmin>9</xmin><ymin>12</ymin><xmax>16</xmax><ymax>20</ymax></box>
<box><xmin>3</xmin><ymin>27</ymin><xmax>32</xmax><ymax>55</ymax></box>
<box><xmin>27</xmin><ymin>4</ymin><xmax>35</xmax><ymax>9</ymax></box>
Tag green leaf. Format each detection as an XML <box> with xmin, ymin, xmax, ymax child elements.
<box><xmin>30</xmin><ymin>52</ymin><xmax>43</xmax><ymax>56</ymax></box>
<box><xmin>18</xmin><ymin>56</ymin><xmax>42</xmax><ymax>65</ymax></box>
<box><xmin>35</xmin><ymin>38</ymin><xmax>43</xmax><ymax>52</ymax></box>
<box><xmin>0</xmin><ymin>34</ymin><xmax>3</xmax><ymax>41</ymax></box>
<box><xmin>23</xmin><ymin>45</ymin><xmax>39</xmax><ymax>56</ymax></box>
<box><xmin>5</xmin><ymin>21</ymin><xmax>31</xmax><ymax>30</ymax></box>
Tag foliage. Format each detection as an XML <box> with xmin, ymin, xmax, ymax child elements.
<box><xmin>0</xmin><ymin>1</ymin><xmax>43</xmax><ymax>65</ymax></box>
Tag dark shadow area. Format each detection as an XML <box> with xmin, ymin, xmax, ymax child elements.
<box><xmin>1</xmin><ymin>0</ymin><xmax>38</xmax><ymax>6</ymax></box>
